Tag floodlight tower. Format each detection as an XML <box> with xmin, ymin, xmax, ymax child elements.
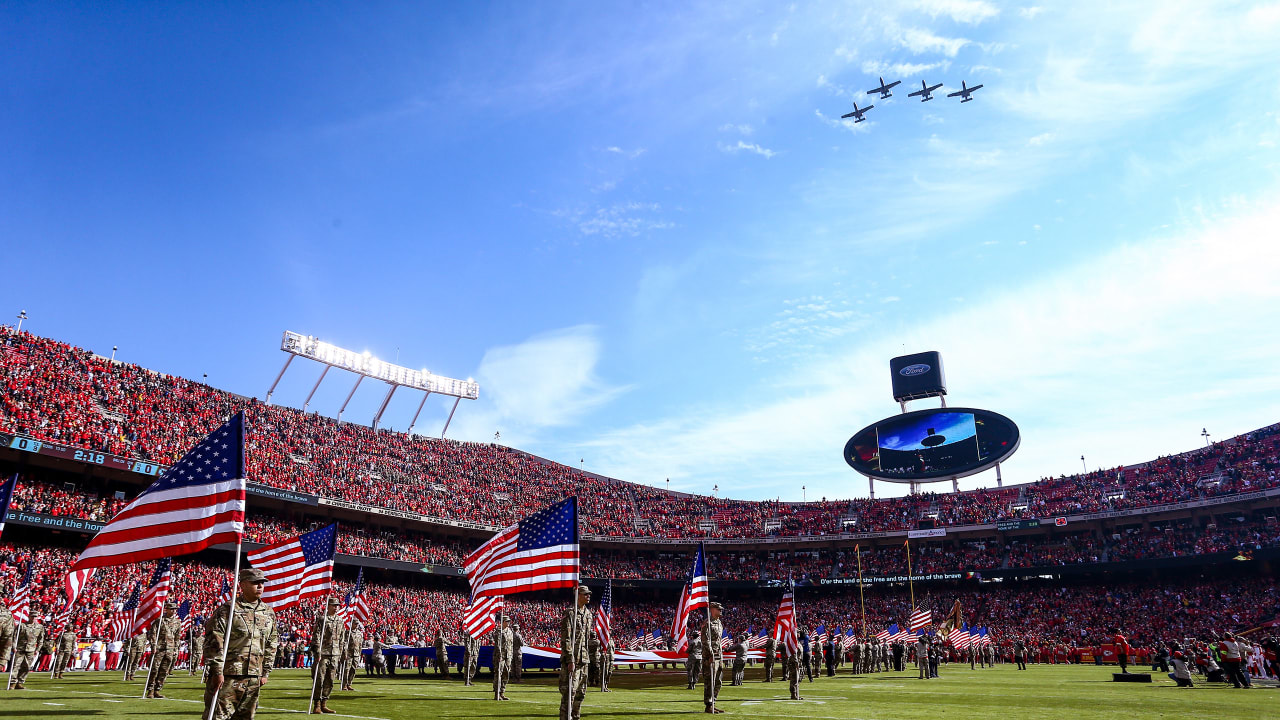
<box><xmin>264</xmin><ymin>331</ymin><xmax>479</xmax><ymax>437</ymax></box>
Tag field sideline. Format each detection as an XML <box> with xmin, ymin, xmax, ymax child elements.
<box><xmin>4</xmin><ymin>664</ymin><xmax>1273</xmax><ymax>719</ymax></box>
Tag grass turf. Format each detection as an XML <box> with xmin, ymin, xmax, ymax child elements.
<box><xmin>3</xmin><ymin>663</ymin><xmax>1273</xmax><ymax>719</ymax></box>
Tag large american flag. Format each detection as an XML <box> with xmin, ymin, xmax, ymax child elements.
<box><xmin>247</xmin><ymin>523</ymin><xmax>337</xmax><ymax>610</ymax></box>
<box><xmin>949</xmin><ymin>622</ymin><xmax>970</xmax><ymax>649</ymax></box>
<box><xmin>773</xmin><ymin>578</ymin><xmax>799</xmax><ymax>654</ymax></box>
<box><xmin>462</xmin><ymin>594</ymin><xmax>503</xmax><ymax>637</ymax></box>
<box><xmin>0</xmin><ymin>473</ymin><xmax>15</xmax><ymax>539</ymax></box>
<box><xmin>464</xmin><ymin>498</ymin><xmax>579</xmax><ymax>599</ymax></box>
<box><xmin>875</xmin><ymin>626</ymin><xmax>892</xmax><ymax>642</ymax></box>
<box><xmin>593</xmin><ymin>579</ymin><xmax>612</xmax><ymax>648</ymax></box>
<box><xmin>109</xmin><ymin>583</ymin><xmax>140</xmax><ymax>641</ymax></box>
<box><xmin>7</xmin><ymin>562</ymin><xmax>33</xmax><ymax>623</ymax></box>
<box><xmin>51</xmin><ymin>599</ymin><xmax>74</xmax><ymax>634</ymax></box>
<box><xmin>71</xmin><ymin>414</ymin><xmax>247</xmax><ymax>572</ymax></box>
<box><xmin>909</xmin><ymin>607</ymin><xmax>932</xmax><ymax>632</ymax></box>
<box><xmin>747</xmin><ymin>627</ymin><xmax>769</xmax><ymax>649</ymax></box>
<box><xmin>131</xmin><ymin>559</ymin><xmax>173</xmax><ymax>635</ymax></box>
<box><xmin>339</xmin><ymin>567</ymin><xmax>370</xmax><ymax>629</ymax></box>
<box><xmin>651</xmin><ymin>629</ymin><xmax>664</xmax><ymax>650</ymax></box>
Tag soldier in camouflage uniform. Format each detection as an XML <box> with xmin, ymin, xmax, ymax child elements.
<box><xmin>54</xmin><ymin>624</ymin><xmax>79</xmax><ymax>679</ymax></box>
<box><xmin>309</xmin><ymin>597</ymin><xmax>343</xmax><ymax>714</ymax></box>
<box><xmin>686</xmin><ymin>628</ymin><xmax>702</xmax><ymax>689</ymax></box>
<box><xmin>9</xmin><ymin>605</ymin><xmax>45</xmax><ymax>689</ymax></box>
<box><xmin>461</xmin><ymin>629</ymin><xmax>475</xmax><ymax>685</ymax></box>
<box><xmin>730</xmin><ymin>633</ymin><xmax>747</xmax><ymax>686</ymax></box>
<box><xmin>203</xmin><ymin>568</ymin><xmax>280</xmax><ymax>720</ymax></box>
<box><xmin>511</xmin><ymin>623</ymin><xmax>524</xmax><ymax>683</ymax></box>
<box><xmin>763</xmin><ymin>634</ymin><xmax>777</xmax><ymax>682</ymax></box>
<box><xmin>493</xmin><ymin>614</ymin><xmax>513</xmax><ymax>701</ymax></box>
<box><xmin>146</xmin><ymin>600</ymin><xmax>182</xmax><ymax>698</ymax></box>
<box><xmin>600</xmin><ymin>636</ymin><xmax>615</xmax><ymax>693</ymax></box>
<box><xmin>342</xmin><ymin>620</ymin><xmax>364</xmax><ymax>690</ymax></box>
<box><xmin>784</xmin><ymin>641</ymin><xmax>802</xmax><ymax>700</ymax></box>
<box><xmin>559</xmin><ymin>586</ymin><xmax>592</xmax><ymax>720</ymax></box>
<box><xmin>124</xmin><ymin>631</ymin><xmax>146</xmax><ymax>681</ymax></box>
<box><xmin>190</xmin><ymin>624</ymin><xmax>205</xmax><ymax>676</ymax></box>
<box><xmin>0</xmin><ymin>592</ymin><xmax>14</xmax><ymax>673</ymax></box>
<box><xmin>432</xmin><ymin>630</ymin><xmax>448</xmax><ymax>677</ymax></box>
<box><xmin>587</xmin><ymin>626</ymin><xmax>601</xmax><ymax>687</ymax></box>
<box><xmin>701</xmin><ymin>602</ymin><xmax>725</xmax><ymax>713</ymax></box>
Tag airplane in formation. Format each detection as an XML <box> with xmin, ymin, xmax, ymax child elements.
<box><xmin>907</xmin><ymin>79</ymin><xmax>944</xmax><ymax>102</ymax></box>
<box><xmin>947</xmin><ymin>80</ymin><xmax>984</xmax><ymax>103</ymax></box>
<box><xmin>866</xmin><ymin>76</ymin><xmax>901</xmax><ymax>99</ymax></box>
<box><xmin>841</xmin><ymin>101</ymin><xmax>874</xmax><ymax>123</ymax></box>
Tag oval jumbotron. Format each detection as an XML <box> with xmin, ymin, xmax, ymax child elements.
<box><xmin>843</xmin><ymin>407</ymin><xmax>1020</xmax><ymax>482</ymax></box>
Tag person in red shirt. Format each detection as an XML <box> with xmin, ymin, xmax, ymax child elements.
<box><xmin>1113</xmin><ymin>628</ymin><xmax>1130</xmax><ymax>673</ymax></box>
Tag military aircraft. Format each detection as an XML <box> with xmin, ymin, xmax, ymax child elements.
<box><xmin>840</xmin><ymin>101</ymin><xmax>874</xmax><ymax>123</ymax></box>
<box><xmin>947</xmin><ymin>80</ymin><xmax>984</xmax><ymax>103</ymax></box>
<box><xmin>907</xmin><ymin>79</ymin><xmax>944</xmax><ymax>102</ymax></box>
<box><xmin>866</xmin><ymin>76</ymin><xmax>901</xmax><ymax>99</ymax></box>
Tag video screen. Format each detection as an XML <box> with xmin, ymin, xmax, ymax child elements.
<box><xmin>876</xmin><ymin>411</ymin><xmax>980</xmax><ymax>475</ymax></box>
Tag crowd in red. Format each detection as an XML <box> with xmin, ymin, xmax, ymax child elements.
<box><xmin>4</xmin><ymin>327</ymin><xmax>1280</xmax><ymax>541</ymax></box>
<box><xmin>5</xmin><ymin>539</ymin><xmax>1276</xmax><ymax>654</ymax></box>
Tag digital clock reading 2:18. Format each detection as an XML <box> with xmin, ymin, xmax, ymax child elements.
<box><xmin>73</xmin><ymin>449</ymin><xmax>107</xmax><ymax>464</ymax></box>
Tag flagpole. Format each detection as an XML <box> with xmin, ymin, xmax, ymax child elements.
<box><xmin>48</xmin><ymin>603</ymin><xmax>62</xmax><ymax>680</ymax></box>
<box><xmin>855</xmin><ymin>544</ymin><xmax>866</xmax><ymax>638</ymax></box>
<box><xmin>905</xmin><ymin>539</ymin><xmax>915</xmax><ymax>611</ymax></box>
<box><xmin>205</xmin><ymin>538</ymin><xmax>242</xmax><ymax>720</ymax></box>
<box><xmin>4</xmin><ymin>622</ymin><xmax>21</xmax><ymax>690</ymax></box>
<box><xmin>568</xmin><ymin>580</ymin><xmax>579</xmax><ymax>714</ymax></box>
<box><xmin>308</xmin><ymin>598</ymin><xmax>330</xmax><ymax>714</ymax></box>
<box><xmin>141</xmin><ymin>621</ymin><xmax>158</xmax><ymax>698</ymax></box>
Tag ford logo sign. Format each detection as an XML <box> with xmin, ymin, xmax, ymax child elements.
<box><xmin>899</xmin><ymin>363</ymin><xmax>931</xmax><ymax>377</ymax></box>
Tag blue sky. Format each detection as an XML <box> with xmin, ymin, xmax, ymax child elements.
<box><xmin>4</xmin><ymin>1</ymin><xmax>1280</xmax><ymax>501</ymax></box>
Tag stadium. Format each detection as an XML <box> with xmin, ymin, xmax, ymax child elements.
<box><xmin>2</xmin><ymin>324</ymin><xmax>1277</xmax><ymax>718</ymax></box>
<box><xmin>5</xmin><ymin>3</ymin><xmax>1280</xmax><ymax>720</ymax></box>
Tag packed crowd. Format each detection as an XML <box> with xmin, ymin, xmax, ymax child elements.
<box><xmin>4</xmin><ymin>327</ymin><xmax>1280</xmax><ymax>541</ymax></box>
<box><xmin>5</xmin><ymin>539</ymin><xmax>1277</xmax><ymax>657</ymax></box>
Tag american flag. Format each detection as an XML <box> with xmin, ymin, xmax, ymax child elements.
<box><xmin>949</xmin><ymin>622</ymin><xmax>970</xmax><ymax>649</ymax></box>
<box><xmin>464</xmin><ymin>498</ymin><xmax>579</xmax><ymax>599</ymax></box>
<box><xmin>71</xmin><ymin>414</ymin><xmax>246</xmax><ymax>572</ymax></box>
<box><xmin>462</xmin><ymin>594</ymin><xmax>503</xmax><ymax>637</ymax></box>
<box><xmin>719</xmin><ymin>634</ymin><xmax>733</xmax><ymax>650</ymax></box>
<box><xmin>131</xmin><ymin>559</ymin><xmax>173</xmax><ymax>636</ymax></box>
<box><xmin>670</xmin><ymin>583</ymin><xmax>692</xmax><ymax>651</ymax></box>
<box><xmin>247</xmin><ymin>523</ymin><xmax>337</xmax><ymax>610</ymax></box>
<box><xmin>51</xmin><ymin>599</ymin><xmax>75</xmax><ymax>633</ymax></box>
<box><xmin>687</xmin><ymin>544</ymin><xmax>709</xmax><ymax>612</ymax></box>
<box><xmin>110</xmin><ymin>583</ymin><xmax>141</xmax><ymax>641</ymax></box>
<box><xmin>62</xmin><ymin>568</ymin><xmax>95</xmax><ymax>609</ymax></box>
<box><xmin>909</xmin><ymin>607</ymin><xmax>932</xmax><ymax>632</ymax></box>
<box><xmin>977</xmin><ymin>627</ymin><xmax>991</xmax><ymax>646</ymax></box>
<box><xmin>340</xmin><ymin>567</ymin><xmax>370</xmax><ymax>629</ymax></box>
<box><xmin>651</xmin><ymin>629</ymin><xmax>663</xmax><ymax>650</ymax></box>
<box><xmin>875</xmin><ymin>625</ymin><xmax>893</xmax><ymax>642</ymax></box>
<box><xmin>891</xmin><ymin>626</ymin><xmax>913</xmax><ymax>643</ymax></box>
<box><xmin>7</xmin><ymin>562</ymin><xmax>33</xmax><ymax>623</ymax></box>
<box><xmin>214</xmin><ymin>576</ymin><xmax>233</xmax><ymax>610</ymax></box>
<box><xmin>177</xmin><ymin>599</ymin><xmax>193</xmax><ymax>636</ymax></box>
<box><xmin>593</xmin><ymin>579</ymin><xmax>612</xmax><ymax>648</ymax></box>
<box><xmin>747</xmin><ymin>627</ymin><xmax>769</xmax><ymax>649</ymax></box>
<box><xmin>773</xmin><ymin>578</ymin><xmax>799</xmax><ymax>654</ymax></box>
<box><xmin>815</xmin><ymin>624</ymin><xmax>828</xmax><ymax>644</ymax></box>
<box><xmin>0</xmin><ymin>473</ymin><xmax>15</xmax><ymax>539</ymax></box>
<box><xmin>629</xmin><ymin>631</ymin><xmax>645</xmax><ymax>651</ymax></box>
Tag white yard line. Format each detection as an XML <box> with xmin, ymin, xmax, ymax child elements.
<box><xmin>23</xmin><ymin>687</ymin><xmax>391</xmax><ymax>720</ymax></box>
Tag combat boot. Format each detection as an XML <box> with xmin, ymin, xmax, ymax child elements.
<box><xmin>320</xmin><ymin>701</ymin><xmax>337</xmax><ymax>714</ymax></box>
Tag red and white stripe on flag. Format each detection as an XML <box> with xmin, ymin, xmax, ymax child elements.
<box><xmin>773</xmin><ymin>586</ymin><xmax>800</xmax><ymax>655</ymax></box>
<box><xmin>131</xmin><ymin>563</ymin><xmax>172</xmax><ymax>636</ymax></box>
<box><xmin>247</xmin><ymin>524</ymin><xmax>337</xmax><ymax>611</ymax></box>
<box><xmin>63</xmin><ymin>569</ymin><xmax>95</xmax><ymax>608</ymax></box>
<box><xmin>670</xmin><ymin>583</ymin><xmax>691</xmax><ymax>651</ymax></box>
<box><xmin>464</xmin><ymin>498</ymin><xmax>579</xmax><ymax>599</ymax></box>
<box><xmin>463</xmin><ymin>595</ymin><xmax>503</xmax><ymax>637</ymax></box>
<box><xmin>949</xmin><ymin>627</ymin><xmax>969</xmax><ymax>649</ymax></box>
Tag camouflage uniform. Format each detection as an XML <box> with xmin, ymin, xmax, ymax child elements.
<box><xmin>432</xmin><ymin>633</ymin><xmax>448</xmax><ymax>677</ymax></box>
<box><xmin>686</xmin><ymin>629</ymin><xmax>702</xmax><ymax>689</ymax></box>
<box><xmin>54</xmin><ymin>628</ymin><xmax>78</xmax><ymax>678</ymax></box>
<box><xmin>190</xmin><ymin>633</ymin><xmax>205</xmax><ymax>676</ymax></box>
<box><xmin>600</xmin><ymin>639</ymin><xmax>614</xmax><ymax>692</ymax></box>
<box><xmin>763</xmin><ymin>636</ymin><xmax>777</xmax><ymax>681</ymax></box>
<box><xmin>731</xmin><ymin>635</ymin><xmax>747</xmax><ymax>686</ymax></box>
<box><xmin>146</xmin><ymin>609</ymin><xmax>182</xmax><ymax>697</ymax></box>
<box><xmin>559</xmin><ymin>594</ymin><xmax>592</xmax><ymax>720</ymax></box>
<box><xmin>125</xmin><ymin>633</ymin><xmax>146</xmax><ymax>681</ymax></box>
<box><xmin>203</xmin><ymin>591</ymin><xmax>280</xmax><ymax>720</ymax></box>
<box><xmin>309</xmin><ymin>607</ymin><xmax>343</xmax><ymax>711</ymax></box>
<box><xmin>0</xmin><ymin>603</ymin><xmax>14</xmax><ymax>672</ymax></box>
<box><xmin>493</xmin><ymin>623</ymin><xmax>513</xmax><ymax>700</ymax></box>
<box><xmin>701</xmin><ymin>609</ymin><xmax>725</xmax><ymax>711</ymax></box>
<box><xmin>785</xmin><ymin>644</ymin><xmax>802</xmax><ymax>700</ymax></box>
<box><xmin>511</xmin><ymin>626</ymin><xmax>524</xmax><ymax>683</ymax></box>
<box><xmin>343</xmin><ymin>622</ymin><xmax>364</xmax><ymax>689</ymax></box>
<box><xmin>461</xmin><ymin>631</ymin><xmax>474</xmax><ymax>685</ymax></box>
<box><xmin>11</xmin><ymin>618</ymin><xmax>45</xmax><ymax>688</ymax></box>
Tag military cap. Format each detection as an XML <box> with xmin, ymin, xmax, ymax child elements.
<box><xmin>164</xmin><ymin>600</ymin><xmax>177</xmax><ymax>608</ymax></box>
<box><xmin>708</xmin><ymin>601</ymin><xmax>724</xmax><ymax>610</ymax></box>
<box><xmin>239</xmin><ymin>568</ymin><xmax>267</xmax><ymax>584</ymax></box>
<box><xmin>577</xmin><ymin>585</ymin><xmax>592</xmax><ymax>596</ymax></box>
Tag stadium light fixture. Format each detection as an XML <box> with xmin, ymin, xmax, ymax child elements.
<box><xmin>265</xmin><ymin>330</ymin><xmax>479</xmax><ymax>436</ymax></box>
<box><xmin>16</xmin><ymin>309</ymin><xmax>27</xmax><ymax>333</ymax></box>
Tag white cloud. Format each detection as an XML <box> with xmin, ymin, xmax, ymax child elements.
<box><xmin>718</xmin><ymin>123</ymin><xmax>755</xmax><ymax>135</ymax></box>
<box><xmin>603</xmin><ymin>146</ymin><xmax>647</xmax><ymax>159</ymax></box>
<box><xmin>448</xmin><ymin>326</ymin><xmax>629</xmax><ymax>447</ymax></box>
<box><xmin>895</xmin><ymin>27</ymin><xmax>970</xmax><ymax>57</ymax></box>
<box><xmin>1019</xmin><ymin>6</ymin><xmax>1044</xmax><ymax>19</ymax></box>
<box><xmin>1027</xmin><ymin>132</ymin><xmax>1054</xmax><ymax>146</ymax></box>
<box><xmin>814</xmin><ymin>109</ymin><xmax>874</xmax><ymax>135</ymax></box>
<box><xmin>909</xmin><ymin>0</ymin><xmax>1000</xmax><ymax>25</ymax></box>
<box><xmin>581</xmin><ymin>197</ymin><xmax>1280</xmax><ymax>499</ymax></box>
<box><xmin>554</xmin><ymin>202</ymin><xmax>674</xmax><ymax>238</ymax></box>
<box><xmin>861</xmin><ymin>60</ymin><xmax>950</xmax><ymax>77</ymax></box>
<box><xmin>719</xmin><ymin>140</ymin><xmax>777</xmax><ymax>158</ymax></box>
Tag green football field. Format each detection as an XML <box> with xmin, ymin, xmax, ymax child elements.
<box><xmin>4</xmin><ymin>664</ymin><xmax>1273</xmax><ymax>719</ymax></box>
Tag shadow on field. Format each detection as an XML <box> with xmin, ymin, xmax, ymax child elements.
<box><xmin>0</xmin><ymin>713</ymin><xmax>102</xmax><ymax>717</ymax></box>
